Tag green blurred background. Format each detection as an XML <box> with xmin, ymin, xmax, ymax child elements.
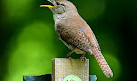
<box><xmin>0</xmin><ymin>0</ymin><xmax>137</xmax><ymax>81</ymax></box>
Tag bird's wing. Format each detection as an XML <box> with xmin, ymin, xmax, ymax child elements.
<box><xmin>77</xmin><ymin>17</ymin><xmax>101</xmax><ymax>51</ymax></box>
<box><xmin>56</xmin><ymin>23</ymin><xmax>100</xmax><ymax>53</ymax></box>
<box><xmin>82</xmin><ymin>26</ymin><xmax>101</xmax><ymax>51</ymax></box>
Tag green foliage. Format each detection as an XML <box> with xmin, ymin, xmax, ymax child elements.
<box><xmin>75</xmin><ymin>0</ymin><xmax>106</xmax><ymax>20</ymax></box>
<box><xmin>0</xmin><ymin>0</ymin><xmax>136</xmax><ymax>81</ymax></box>
<box><xmin>5</xmin><ymin>22</ymin><xmax>57</xmax><ymax>81</ymax></box>
<box><xmin>3</xmin><ymin>0</ymin><xmax>34</xmax><ymax>19</ymax></box>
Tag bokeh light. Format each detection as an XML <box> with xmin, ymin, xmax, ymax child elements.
<box><xmin>0</xmin><ymin>0</ymin><xmax>136</xmax><ymax>81</ymax></box>
<box><xmin>4</xmin><ymin>22</ymin><xmax>57</xmax><ymax>81</ymax></box>
<box><xmin>75</xmin><ymin>0</ymin><xmax>106</xmax><ymax>20</ymax></box>
<box><xmin>3</xmin><ymin>0</ymin><xmax>34</xmax><ymax>19</ymax></box>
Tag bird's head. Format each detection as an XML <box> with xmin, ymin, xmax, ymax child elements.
<box><xmin>40</xmin><ymin>0</ymin><xmax>77</xmax><ymax>15</ymax></box>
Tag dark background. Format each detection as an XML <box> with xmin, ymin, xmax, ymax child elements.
<box><xmin>0</xmin><ymin>0</ymin><xmax>137</xmax><ymax>81</ymax></box>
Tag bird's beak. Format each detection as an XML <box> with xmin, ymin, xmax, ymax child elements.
<box><xmin>40</xmin><ymin>5</ymin><xmax>54</xmax><ymax>9</ymax></box>
<box><xmin>40</xmin><ymin>0</ymin><xmax>56</xmax><ymax>9</ymax></box>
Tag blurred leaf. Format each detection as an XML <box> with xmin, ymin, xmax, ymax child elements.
<box><xmin>3</xmin><ymin>0</ymin><xmax>34</xmax><ymax>19</ymax></box>
<box><xmin>4</xmin><ymin>21</ymin><xmax>58</xmax><ymax>81</ymax></box>
<box><xmin>75</xmin><ymin>0</ymin><xmax>106</xmax><ymax>20</ymax></box>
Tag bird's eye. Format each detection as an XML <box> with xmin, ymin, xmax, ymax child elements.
<box><xmin>56</xmin><ymin>2</ymin><xmax>64</xmax><ymax>6</ymax></box>
<box><xmin>56</xmin><ymin>2</ymin><xmax>60</xmax><ymax>5</ymax></box>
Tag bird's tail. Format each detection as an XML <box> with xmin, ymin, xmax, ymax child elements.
<box><xmin>89</xmin><ymin>48</ymin><xmax>113</xmax><ymax>78</ymax></box>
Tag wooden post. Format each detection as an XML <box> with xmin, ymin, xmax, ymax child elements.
<box><xmin>52</xmin><ymin>58</ymin><xmax>89</xmax><ymax>81</ymax></box>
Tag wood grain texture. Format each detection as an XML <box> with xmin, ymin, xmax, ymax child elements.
<box><xmin>52</xmin><ymin>58</ymin><xmax>89</xmax><ymax>81</ymax></box>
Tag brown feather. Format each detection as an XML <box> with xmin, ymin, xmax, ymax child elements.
<box><xmin>47</xmin><ymin>0</ymin><xmax>113</xmax><ymax>77</ymax></box>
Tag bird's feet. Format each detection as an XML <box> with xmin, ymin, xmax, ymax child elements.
<box><xmin>66</xmin><ymin>55</ymin><xmax>72</xmax><ymax>60</ymax></box>
<box><xmin>80</xmin><ymin>53</ymin><xmax>86</xmax><ymax>61</ymax></box>
<box><xmin>65</xmin><ymin>48</ymin><xmax>75</xmax><ymax>60</ymax></box>
<box><xmin>80</xmin><ymin>56</ymin><xmax>87</xmax><ymax>61</ymax></box>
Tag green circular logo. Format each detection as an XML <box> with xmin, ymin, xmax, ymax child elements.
<box><xmin>63</xmin><ymin>75</ymin><xmax>81</xmax><ymax>81</ymax></box>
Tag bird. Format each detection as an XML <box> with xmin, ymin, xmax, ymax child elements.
<box><xmin>40</xmin><ymin>0</ymin><xmax>113</xmax><ymax>78</ymax></box>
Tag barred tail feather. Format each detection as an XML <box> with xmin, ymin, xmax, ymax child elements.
<box><xmin>89</xmin><ymin>48</ymin><xmax>113</xmax><ymax>78</ymax></box>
